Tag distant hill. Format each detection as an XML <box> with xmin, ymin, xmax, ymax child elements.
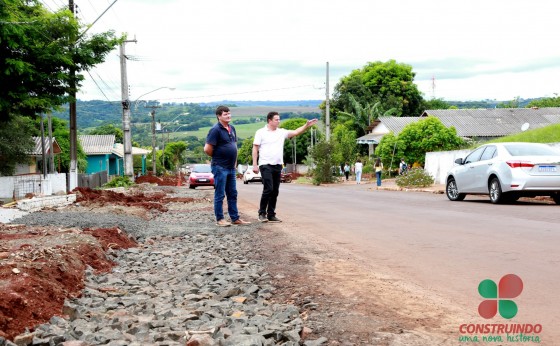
<box><xmin>199</xmin><ymin>100</ymin><xmax>323</xmax><ymax>107</ymax></box>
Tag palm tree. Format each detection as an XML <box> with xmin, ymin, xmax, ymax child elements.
<box><xmin>337</xmin><ymin>94</ymin><xmax>396</xmax><ymax>137</ymax></box>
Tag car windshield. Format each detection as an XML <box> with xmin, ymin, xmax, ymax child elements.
<box><xmin>192</xmin><ymin>164</ymin><xmax>211</xmax><ymax>173</ymax></box>
<box><xmin>503</xmin><ymin>144</ymin><xmax>560</xmax><ymax>156</ymax></box>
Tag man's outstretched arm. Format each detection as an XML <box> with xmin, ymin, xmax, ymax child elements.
<box><xmin>287</xmin><ymin>119</ymin><xmax>318</xmax><ymax>139</ymax></box>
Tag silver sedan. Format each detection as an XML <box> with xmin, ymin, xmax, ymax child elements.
<box><xmin>446</xmin><ymin>142</ymin><xmax>560</xmax><ymax>204</ymax></box>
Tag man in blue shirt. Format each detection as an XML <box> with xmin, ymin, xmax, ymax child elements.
<box><xmin>204</xmin><ymin>106</ymin><xmax>251</xmax><ymax>227</ymax></box>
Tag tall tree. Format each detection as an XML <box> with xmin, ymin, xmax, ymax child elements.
<box><xmin>332</xmin><ymin>60</ymin><xmax>424</xmax><ymax>119</ymax></box>
<box><xmin>0</xmin><ymin>0</ymin><xmax>121</xmax><ymax>122</ymax></box>
<box><xmin>336</xmin><ymin>94</ymin><xmax>397</xmax><ymax>137</ymax></box>
<box><xmin>1</xmin><ymin>0</ymin><xmax>120</xmax><ymax>173</ymax></box>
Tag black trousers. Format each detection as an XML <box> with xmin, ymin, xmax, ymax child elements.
<box><xmin>258</xmin><ymin>164</ymin><xmax>282</xmax><ymax>217</ymax></box>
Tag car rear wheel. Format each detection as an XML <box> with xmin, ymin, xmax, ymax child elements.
<box><xmin>489</xmin><ymin>178</ymin><xmax>505</xmax><ymax>204</ymax></box>
<box><xmin>551</xmin><ymin>193</ymin><xmax>560</xmax><ymax>205</ymax></box>
<box><xmin>446</xmin><ymin>178</ymin><xmax>465</xmax><ymax>201</ymax></box>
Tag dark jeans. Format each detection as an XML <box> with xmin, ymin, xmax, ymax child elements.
<box><xmin>344</xmin><ymin>171</ymin><xmax>349</xmax><ymax>180</ymax></box>
<box><xmin>211</xmin><ymin>164</ymin><xmax>239</xmax><ymax>222</ymax></box>
<box><xmin>376</xmin><ymin>171</ymin><xmax>382</xmax><ymax>186</ymax></box>
<box><xmin>259</xmin><ymin>164</ymin><xmax>282</xmax><ymax>217</ymax></box>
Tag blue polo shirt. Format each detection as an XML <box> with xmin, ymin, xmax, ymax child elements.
<box><xmin>206</xmin><ymin>122</ymin><xmax>237</xmax><ymax>169</ymax></box>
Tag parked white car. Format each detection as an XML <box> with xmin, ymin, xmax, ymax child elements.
<box><xmin>445</xmin><ymin>142</ymin><xmax>560</xmax><ymax>204</ymax></box>
<box><xmin>243</xmin><ymin>166</ymin><xmax>262</xmax><ymax>184</ymax></box>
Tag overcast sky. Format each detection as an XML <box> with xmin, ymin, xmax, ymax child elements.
<box><xmin>41</xmin><ymin>0</ymin><xmax>560</xmax><ymax>104</ymax></box>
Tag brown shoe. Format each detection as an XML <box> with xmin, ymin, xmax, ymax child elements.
<box><xmin>232</xmin><ymin>219</ymin><xmax>251</xmax><ymax>226</ymax></box>
<box><xmin>216</xmin><ymin>219</ymin><xmax>231</xmax><ymax>227</ymax></box>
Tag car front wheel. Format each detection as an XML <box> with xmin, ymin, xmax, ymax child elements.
<box><xmin>446</xmin><ymin>178</ymin><xmax>465</xmax><ymax>201</ymax></box>
<box><xmin>551</xmin><ymin>193</ymin><xmax>560</xmax><ymax>205</ymax></box>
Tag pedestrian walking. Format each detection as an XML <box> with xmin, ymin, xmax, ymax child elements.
<box><xmin>399</xmin><ymin>158</ymin><xmax>408</xmax><ymax>175</ymax></box>
<box><xmin>354</xmin><ymin>159</ymin><xmax>363</xmax><ymax>184</ymax></box>
<box><xmin>252</xmin><ymin>112</ymin><xmax>318</xmax><ymax>222</ymax></box>
<box><xmin>343</xmin><ymin>162</ymin><xmax>350</xmax><ymax>181</ymax></box>
<box><xmin>204</xmin><ymin>105</ymin><xmax>251</xmax><ymax>227</ymax></box>
<box><xmin>374</xmin><ymin>157</ymin><xmax>383</xmax><ymax>186</ymax></box>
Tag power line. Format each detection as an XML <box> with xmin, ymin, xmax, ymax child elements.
<box><xmin>159</xmin><ymin>84</ymin><xmax>317</xmax><ymax>102</ymax></box>
<box><xmin>86</xmin><ymin>70</ymin><xmax>113</xmax><ymax>102</ymax></box>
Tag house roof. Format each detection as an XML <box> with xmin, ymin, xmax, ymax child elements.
<box><xmin>356</xmin><ymin>133</ymin><xmax>384</xmax><ymax>145</ymax></box>
<box><xmin>377</xmin><ymin>116</ymin><xmax>422</xmax><ymax>135</ymax></box>
<box><xmin>78</xmin><ymin>135</ymin><xmax>116</xmax><ymax>155</ymax></box>
<box><xmin>30</xmin><ymin>137</ymin><xmax>61</xmax><ymax>156</ymax></box>
<box><xmin>111</xmin><ymin>143</ymin><xmax>151</xmax><ymax>157</ymax></box>
<box><xmin>422</xmin><ymin>107</ymin><xmax>560</xmax><ymax>137</ymax></box>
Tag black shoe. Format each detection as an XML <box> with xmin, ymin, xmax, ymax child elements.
<box><xmin>267</xmin><ymin>216</ymin><xmax>282</xmax><ymax>223</ymax></box>
<box><xmin>258</xmin><ymin>214</ymin><xmax>268</xmax><ymax>222</ymax></box>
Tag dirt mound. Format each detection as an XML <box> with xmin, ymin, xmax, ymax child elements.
<box><xmin>73</xmin><ymin>187</ymin><xmax>196</xmax><ymax>215</ymax></box>
<box><xmin>135</xmin><ymin>173</ymin><xmax>186</xmax><ymax>186</ymax></box>
<box><xmin>0</xmin><ymin>224</ymin><xmax>137</xmax><ymax>340</ymax></box>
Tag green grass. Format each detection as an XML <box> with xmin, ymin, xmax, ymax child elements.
<box><xmin>169</xmin><ymin>121</ymin><xmax>265</xmax><ymax>140</ymax></box>
<box><xmin>487</xmin><ymin>124</ymin><xmax>560</xmax><ymax>144</ymax></box>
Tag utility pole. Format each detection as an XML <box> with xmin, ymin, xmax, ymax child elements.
<box><xmin>120</xmin><ymin>38</ymin><xmax>137</xmax><ymax>178</ymax></box>
<box><xmin>325</xmin><ymin>61</ymin><xmax>330</xmax><ymax>141</ymax></box>
<box><xmin>40</xmin><ymin>114</ymin><xmax>47</xmax><ymax>178</ymax></box>
<box><xmin>48</xmin><ymin>113</ymin><xmax>55</xmax><ymax>173</ymax></box>
<box><xmin>68</xmin><ymin>0</ymin><xmax>78</xmax><ymax>190</ymax></box>
<box><xmin>146</xmin><ymin>105</ymin><xmax>161</xmax><ymax>175</ymax></box>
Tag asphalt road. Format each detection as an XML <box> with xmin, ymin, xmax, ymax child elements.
<box><xmin>237</xmin><ymin>181</ymin><xmax>560</xmax><ymax>341</ymax></box>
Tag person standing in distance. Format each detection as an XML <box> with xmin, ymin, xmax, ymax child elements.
<box><xmin>252</xmin><ymin>112</ymin><xmax>318</xmax><ymax>223</ymax></box>
<box><xmin>354</xmin><ymin>159</ymin><xmax>363</xmax><ymax>184</ymax></box>
<box><xmin>204</xmin><ymin>106</ymin><xmax>251</xmax><ymax>227</ymax></box>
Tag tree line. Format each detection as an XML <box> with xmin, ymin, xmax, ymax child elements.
<box><xmin>2</xmin><ymin>1</ymin><xmax>560</xmax><ymax>179</ymax></box>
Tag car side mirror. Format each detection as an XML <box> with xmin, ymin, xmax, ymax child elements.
<box><xmin>455</xmin><ymin>158</ymin><xmax>464</xmax><ymax>165</ymax></box>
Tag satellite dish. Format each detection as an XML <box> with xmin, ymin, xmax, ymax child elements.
<box><xmin>521</xmin><ymin>123</ymin><xmax>530</xmax><ymax>132</ymax></box>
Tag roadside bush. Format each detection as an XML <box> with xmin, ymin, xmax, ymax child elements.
<box><xmin>103</xmin><ymin>176</ymin><xmax>134</xmax><ymax>188</ymax></box>
<box><xmin>309</xmin><ymin>141</ymin><xmax>337</xmax><ymax>185</ymax></box>
<box><xmin>395</xmin><ymin>168</ymin><xmax>434</xmax><ymax>188</ymax></box>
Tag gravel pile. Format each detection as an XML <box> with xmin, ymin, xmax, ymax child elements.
<box><xmin>2</xmin><ymin>187</ymin><xmax>327</xmax><ymax>346</ymax></box>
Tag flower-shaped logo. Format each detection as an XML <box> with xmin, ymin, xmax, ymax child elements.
<box><xmin>478</xmin><ymin>274</ymin><xmax>523</xmax><ymax>319</ymax></box>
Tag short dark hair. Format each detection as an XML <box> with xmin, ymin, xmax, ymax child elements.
<box><xmin>215</xmin><ymin>105</ymin><xmax>230</xmax><ymax>119</ymax></box>
<box><xmin>267</xmin><ymin>111</ymin><xmax>279</xmax><ymax>122</ymax></box>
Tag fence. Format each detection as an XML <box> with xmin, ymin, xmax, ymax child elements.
<box><xmin>78</xmin><ymin>171</ymin><xmax>108</xmax><ymax>189</ymax></box>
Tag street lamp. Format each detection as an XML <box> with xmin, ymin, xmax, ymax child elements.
<box><xmin>133</xmin><ymin>87</ymin><xmax>175</xmax><ymax>110</ymax></box>
<box><xmin>130</xmin><ymin>87</ymin><xmax>175</xmax><ymax>176</ymax></box>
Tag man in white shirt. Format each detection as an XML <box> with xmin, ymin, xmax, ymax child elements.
<box><xmin>252</xmin><ymin>111</ymin><xmax>318</xmax><ymax>222</ymax></box>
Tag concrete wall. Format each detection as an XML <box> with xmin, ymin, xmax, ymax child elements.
<box><xmin>17</xmin><ymin>194</ymin><xmax>76</xmax><ymax>212</ymax></box>
<box><xmin>0</xmin><ymin>173</ymin><xmax>67</xmax><ymax>199</ymax></box>
<box><xmin>0</xmin><ymin>176</ymin><xmax>15</xmax><ymax>199</ymax></box>
<box><xmin>424</xmin><ymin>149</ymin><xmax>470</xmax><ymax>184</ymax></box>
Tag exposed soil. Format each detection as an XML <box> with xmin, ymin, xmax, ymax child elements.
<box><xmin>0</xmin><ymin>223</ymin><xmax>137</xmax><ymax>340</ymax></box>
<box><xmin>135</xmin><ymin>173</ymin><xmax>186</xmax><ymax>186</ymax></box>
<box><xmin>0</xmin><ymin>185</ymin><xmax>197</xmax><ymax>340</ymax></box>
<box><xmin>1</xmin><ymin>183</ymin><xmax>457</xmax><ymax>344</ymax></box>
